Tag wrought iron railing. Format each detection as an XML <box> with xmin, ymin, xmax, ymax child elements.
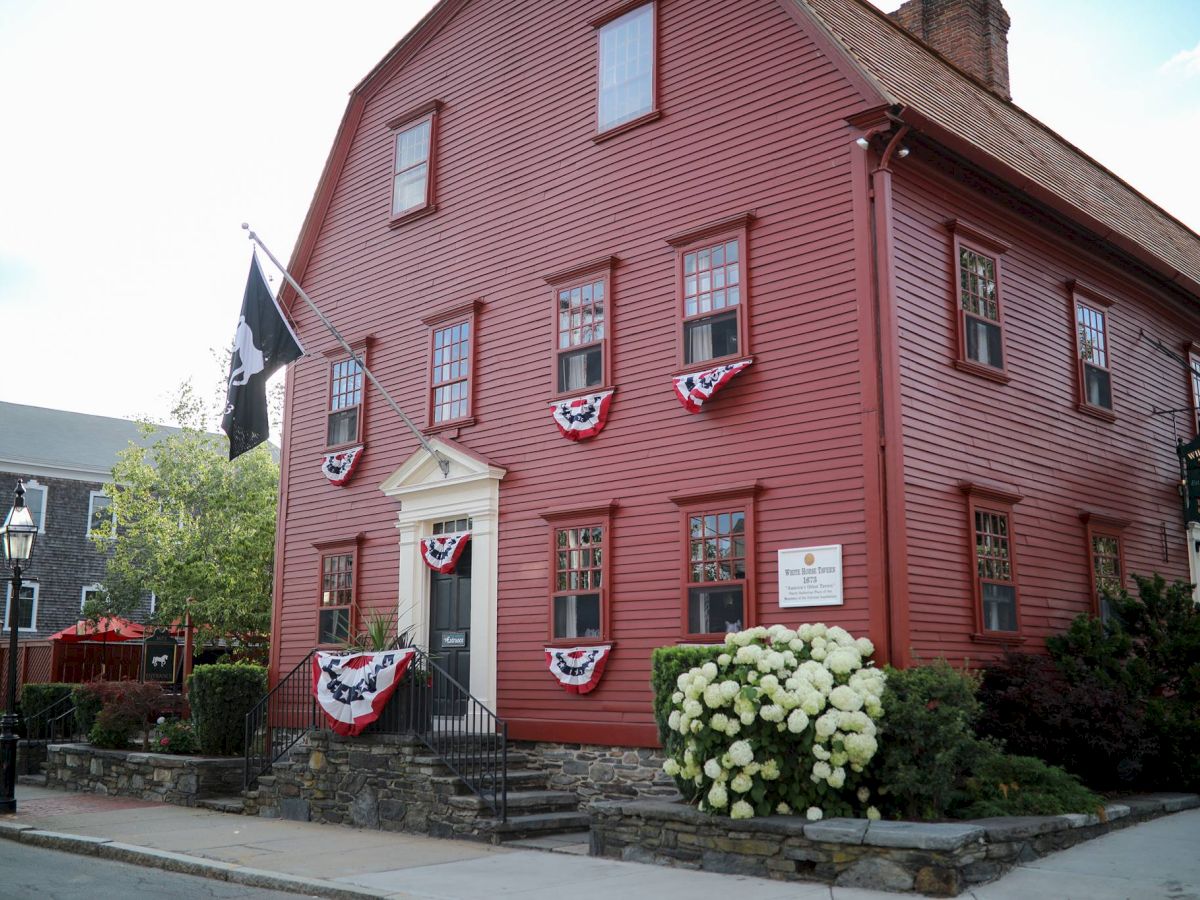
<box><xmin>21</xmin><ymin>693</ymin><xmax>79</xmax><ymax>742</ymax></box>
<box><xmin>244</xmin><ymin>647</ymin><xmax>507</xmax><ymax>820</ymax></box>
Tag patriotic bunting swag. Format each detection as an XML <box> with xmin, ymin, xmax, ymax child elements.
<box><xmin>312</xmin><ymin>649</ymin><xmax>415</xmax><ymax>736</ymax></box>
<box><xmin>320</xmin><ymin>445</ymin><xmax>364</xmax><ymax>486</ymax></box>
<box><xmin>550</xmin><ymin>390</ymin><xmax>614</xmax><ymax>441</ymax></box>
<box><xmin>420</xmin><ymin>532</ymin><xmax>471</xmax><ymax>574</ymax></box>
<box><xmin>672</xmin><ymin>359</ymin><xmax>752</xmax><ymax>413</ymax></box>
<box><xmin>544</xmin><ymin>645</ymin><xmax>612</xmax><ymax>694</ymax></box>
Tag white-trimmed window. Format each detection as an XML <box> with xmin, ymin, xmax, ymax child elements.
<box><xmin>596</xmin><ymin>3</ymin><xmax>656</xmax><ymax>133</ymax></box>
<box><xmin>4</xmin><ymin>582</ymin><xmax>38</xmax><ymax>632</ymax></box>
<box><xmin>87</xmin><ymin>491</ymin><xmax>115</xmax><ymax>537</ymax></box>
<box><xmin>22</xmin><ymin>481</ymin><xmax>47</xmax><ymax>532</ymax></box>
<box><xmin>81</xmin><ymin>584</ymin><xmax>105</xmax><ymax>612</ymax></box>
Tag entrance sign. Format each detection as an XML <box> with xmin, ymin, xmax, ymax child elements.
<box><xmin>778</xmin><ymin>545</ymin><xmax>843</xmax><ymax>608</ymax></box>
<box><xmin>142</xmin><ymin>628</ymin><xmax>179</xmax><ymax>682</ymax></box>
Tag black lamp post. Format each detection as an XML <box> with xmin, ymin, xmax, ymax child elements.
<box><xmin>1</xmin><ymin>481</ymin><xmax>37</xmax><ymax>814</ymax></box>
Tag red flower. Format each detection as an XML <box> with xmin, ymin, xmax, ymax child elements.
<box><xmin>926</xmin><ymin>699</ymin><xmax>941</xmax><ymax>712</ymax></box>
<box><xmin>160</xmin><ymin>737</ymin><xmax>170</xmax><ymax>746</ymax></box>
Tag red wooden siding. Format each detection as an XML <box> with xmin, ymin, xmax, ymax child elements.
<box><xmin>274</xmin><ymin>0</ymin><xmax>881</xmax><ymax>744</ymax></box>
<box><xmin>890</xmin><ymin>150</ymin><xmax>1200</xmax><ymax>664</ymax></box>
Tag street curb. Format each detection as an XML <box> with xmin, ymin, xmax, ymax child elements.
<box><xmin>0</xmin><ymin>823</ymin><xmax>386</xmax><ymax>899</ymax></box>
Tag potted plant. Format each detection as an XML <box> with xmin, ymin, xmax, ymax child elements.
<box><xmin>349</xmin><ymin>611</ymin><xmax>434</xmax><ymax>735</ymax></box>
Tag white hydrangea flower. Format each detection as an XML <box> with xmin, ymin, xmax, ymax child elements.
<box><xmin>867</xmin><ymin>806</ymin><xmax>882</xmax><ymax>821</ymax></box>
<box><xmin>827</xmin><ymin>767</ymin><xmax>846</xmax><ymax>789</ymax></box>
<box><xmin>717</xmin><ymin>653</ymin><xmax>732</xmax><ymax>668</ymax></box>
<box><xmin>703</xmin><ymin>684</ymin><xmax>725</xmax><ymax>709</ymax></box>
<box><xmin>728</xmin><ymin>740</ymin><xmax>754</xmax><ymax>767</ymax></box>
<box><xmin>730</xmin><ymin>772</ymin><xmax>753</xmax><ymax>793</ymax></box>
<box><xmin>855</xmin><ymin>637</ymin><xmax>875</xmax><ymax>658</ymax></box>
<box><xmin>704</xmin><ymin>758</ymin><xmax>723</xmax><ymax>780</ymax></box>
<box><xmin>710</xmin><ymin>713</ymin><xmax>729</xmax><ymax>732</ymax></box>
<box><xmin>758</xmin><ymin>674</ymin><xmax>780</xmax><ymax>693</ymax></box>
<box><xmin>701</xmin><ymin>661</ymin><xmax>718</xmax><ymax>680</ymax></box>
<box><xmin>747</xmin><ymin>671</ymin><xmax>759</xmax><ymax>683</ymax></box>
<box><xmin>830</xmin><ymin>750</ymin><xmax>848</xmax><ymax>768</ymax></box>
<box><xmin>683</xmin><ymin>698</ymin><xmax>703</xmax><ymax>718</ymax></box>
<box><xmin>776</xmin><ymin>802</ymin><xmax>792</xmax><ymax>815</ymax></box>
<box><xmin>830</xmin><ymin>685</ymin><xmax>864</xmax><ymax>712</ymax></box>
<box><xmin>857</xmin><ymin>786</ymin><xmax>871</xmax><ymax>803</ymax></box>
<box><xmin>827</xmin><ymin>626</ymin><xmax>853</xmax><ymax>647</ymax></box>
<box><xmin>788</xmin><ymin>638</ymin><xmax>805</xmax><ymax>652</ymax></box>
<box><xmin>740</xmin><ymin>710</ymin><xmax>756</xmax><ymax>726</ymax></box>
<box><xmin>843</xmin><ymin>733</ymin><xmax>878</xmax><ymax>765</ymax></box>
<box><xmin>743</xmin><ymin>761</ymin><xmax>760</xmax><ymax>776</ymax></box>
<box><xmin>734</xmin><ymin>644</ymin><xmax>763</xmax><ymax>664</ymax></box>
<box><xmin>676</xmin><ymin>672</ymin><xmax>692</xmax><ymax>691</ymax></box>
<box><xmin>724</xmin><ymin>719</ymin><xmax>741</xmax><ymax>737</ymax></box>
<box><xmin>760</xmin><ymin>704</ymin><xmax>784</xmax><ymax>723</ymax></box>
<box><xmin>787</xmin><ymin>709</ymin><xmax>810</xmax><ymax>734</ymax></box>
<box><xmin>731</xmin><ymin>630</ymin><xmax>752</xmax><ymax>647</ymax></box>
<box><xmin>720</xmin><ymin>680</ymin><xmax>740</xmax><ymax>701</ymax></box>
<box><xmin>677</xmin><ymin>715</ymin><xmax>690</xmax><ymax>734</ymax></box>
<box><xmin>690</xmin><ymin>719</ymin><xmax>703</xmax><ymax>734</ymax></box>
<box><xmin>811</xmin><ymin>761</ymin><xmax>832</xmax><ymax>780</ymax></box>
<box><xmin>776</xmin><ymin>628</ymin><xmax>797</xmax><ymax>644</ymax></box>
<box><xmin>814</xmin><ymin>711</ymin><xmax>839</xmax><ymax>738</ymax></box>
<box><xmin>806</xmin><ymin>806</ymin><xmax>823</xmax><ymax>822</ymax></box>
<box><xmin>811</xmin><ymin>743</ymin><xmax>831</xmax><ymax>761</ymax></box>
<box><xmin>760</xmin><ymin>759</ymin><xmax>780</xmax><ymax>781</ymax></box>
<box><xmin>810</xmin><ymin>623</ymin><xmax>827</xmax><ymax>638</ymax></box>
<box><xmin>663</xmin><ymin>758</ymin><xmax>680</xmax><ymax>776</ymax></box>
<box><xmin>707</xmin><ymin>783</ymin><xmax>729</xmax><ymax>808</ymax></box>
<box><xmin>672</xmin><ymin>691</ymin><xmax>684</xmax><ymax>703</ymax></box>
<box><xmin>668</xmin><ymin>710</ymin><xmax>681</xmax><ymax>731</ymax></box>
<box><xmin>810</xmin><ymin>646</ymin><xmax>827</xmax><ymax>661</ymax></box>
<box><xmin>825</xmin><ymin>648</ymin><xmax>861</xmax><ymax>675</ymax></box>
<box><xmin>764</xmin><ymin>651</ymin><xmax>786</xmax><ymax>671</ymax></box>
<box><xmin>730</xmin><ymin>800</ymin><xmax>754</xmax><ymax>820</ymax></box>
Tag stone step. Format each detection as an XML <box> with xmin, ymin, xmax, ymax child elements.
<box><xmin>448</xmin><ymin>789</ymin><xmax>578</xmax><ymax>813</ymax></box>
<box><xmin>412</xmin><ymin>751</ymin><xmax>532</xmax><ymax>768</ymax></box>
<box><xmin>431</xmin><ymin>768</ymin><xmax>547</xmax><ymax>791</ymax></box>
<box><xmin>17</xmin><ymin>774</ymin><xmax>46</xmax><ymax>787</ymax></box>
<box><xmin>197</xmin><ymin>795</ymin><xmax>246</xmax><ymax>814</ymax></box>
<box><xmin>505</xmin><ymin>831</ymin><xmax>592</xmax><ymax>855</ymax></box>
<box><xmin>490</xmin><ymin>810</ymin><xmax>593</xmax><ymax>841</ymax></box>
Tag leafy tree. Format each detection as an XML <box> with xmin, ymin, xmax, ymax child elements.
<box><xmin>95</xmin><ymin>384</ymin><xmax>279</xmax><ymax>646</ymax></box>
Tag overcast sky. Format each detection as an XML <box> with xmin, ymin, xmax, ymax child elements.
<box><xmin>1</xmin><ymin>0</ymin><xmax>1198</xmax><ymax>430</ymax></box>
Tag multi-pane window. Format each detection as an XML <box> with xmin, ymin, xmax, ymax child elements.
<box><xmin>1091</xmin><ymin>533</ymin><xmax>1123</xmax><ymax>621</ymax></box>
<box><xmin>432</xmin><ymin>517</ymin><xmax>472</xmax><ymax>536</ymax></box>
<box><xmin>4</xmin><ymin>583</ymin><xmax>37</xmax><ymax>632</ymax></box>
<box><xmin>81</xmin><ymin>585</ymin><xmax>104</xmax><ymax>612</ymax></box>
<box><xmin>556</xmin><ymin>278</ymin><xmax>607</xmax><ymax>393</ymax></box>
<box><xmin>88</xmin><ymin>492</ymin><xmax>114</xmax><ymax>537</ymax></box>
<box><xmin>683</xmin><ymin>239</ymin><xmax>741</xmax><ymax>365</ymax></box>
<box><xmin>22</xmin><ymin>482</ymin><xmax>46</xmax><ymax>531</ymax></box>
<box><xmin>392</xmin><ymin>118</ymin><xmax>432</xmax><ymax>217</ymax></box>
<box><xmin>974</xmin><ymin>508</ymin><xmax>1018</xmax><ymax>632</ymax></box>
<box><xmin>319</xmin><ymin>553</ymin><xmax>354</xmax><ymax>645</ymax></box>
<box><xmin>959</xmin><ymin>247</ymin><xmax>1003</xmax><ymax>370</ymax></box>
<box><xmin>1076</xmin><ymin>303</ymin><xmax>1112</xmax><ymax>410</ymax></box>
<box><xmin>553</xmin><ymin>525</ymin><xmax>604</xmax><ymax>640</ymax></box>
<box><xmin>597</xmin><ymin>3</ymin><xmax>655</xmax><ymax>132</ymax></box>
<box><xmin>328</xmin><ymin>357</ymin><xmax>364</xmax><ymax>447</ymax></box>
<box><xmin>432</xmin><ymin>321</ymin><xmax>471</xmax><ymax>424</ymax></box>
<box><xmin>1190</xmin><ymin>351</ymin><xmax>1200</xmax><ymax>435</ymax></box>
<box><xmin>686</xmin><ymin>509</ymin><xmax>746</xmax><ymax>636</ymax></box>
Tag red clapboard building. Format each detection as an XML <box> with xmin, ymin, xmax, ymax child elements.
<box><xmin>271</xmin><ymin>0</ymin><xmax>1200</xmax><ymax>749</ymax></box>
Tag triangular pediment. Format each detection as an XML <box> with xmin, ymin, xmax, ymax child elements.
<box><xmin>378</xmin><ymin>436</ymin><xmax>505</xmax><ymax>498</ymax></box>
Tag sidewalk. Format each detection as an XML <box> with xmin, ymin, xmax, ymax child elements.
<box><xmin>2</xmin><ymin>784</ymin><xmax>1198</xmax><ymax>899</ymax></box>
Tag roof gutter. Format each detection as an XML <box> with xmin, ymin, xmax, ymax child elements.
<box><xmin>891</xmin><ymin>105</ymin><xmax>1200</xmax><ymax>305</ymax></box>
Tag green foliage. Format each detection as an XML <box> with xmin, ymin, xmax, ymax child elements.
<box><xmin>72</xmin><ymin>681</ymin><xmax>107</xmax><ymax>735</ymax></box>
<box><xmin>19</xmin><ymin>683</ymin><xmax>75</xmax><ymax>734</ymax></box>
<box><xmin>957</xmin><ymin>754</ymin><xmax>1102</xmax><ymax>818</ymax></box>
<box><xmin>100</xmin><ymin>383</ymin><xmax>279</xmax><ymax>645</ymax></box>
<box><xmin>348</xmin><ymin>609</ymin><xmax>417</xmax><ymax>652</ymax></box>
<box><xmin>188</xmin><ymin>663</ymin><xmax>267</xmax><ymax>755</ymax></box>
<box><xmin>153</xmin><ymin>718</ymin><xmax>199</xmax><ymax>755</ymax></box>
<box><xmin>651</xmin><ymin>644</ymin><xmax>723</xmax><ymax>759</ymax></box>
<box><xmin>89</xmin><ymin>706</ymin><xmax>136</xmax><ymax>749</ymax></box>
<box><xmin>83</xmin><ymin>681</ymin><xmax>164</xmax><ymax>750</ymax></box>
<box><xmin>874</xmin><ymin>661</ymin><xmax>991</xmax><ymax>820</ymax></box>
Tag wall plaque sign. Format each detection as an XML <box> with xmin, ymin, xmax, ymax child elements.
<box><xmin>778</xmin><ymin>545</ymin><xmax>843</xmax><ymax>608</ymax></box>
<box><xmin>440</xmin><ymin>631</ymin><xmax>468</xmax><ymax>649</ymax></box>
<box><xmin>142</xmin><ymin>628</ymin><xmax>179</xmax><ymax>682</ymax></box>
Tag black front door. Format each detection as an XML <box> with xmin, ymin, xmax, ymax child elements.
<box><xmin>430</xmin><ymin>542</ymin><xmax>471</xmax><ymax>715</ymax></box>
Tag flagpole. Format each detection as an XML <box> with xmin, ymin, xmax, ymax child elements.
<box><xmin>242</xmin><ymin>223</ymin><xmax>450</xmax><ymax>478</ymax></box>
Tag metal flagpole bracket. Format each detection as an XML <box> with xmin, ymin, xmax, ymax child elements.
<box><xmin>242</xmin><ymin>224</ymin><xmax>451</xmax><ymax>478</ymax></box>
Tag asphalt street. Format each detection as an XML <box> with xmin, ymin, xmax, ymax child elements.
<box><xmin>0</xmin><ymin>838</ymin><xmax>311</xmax><ymax>900</ymax></box>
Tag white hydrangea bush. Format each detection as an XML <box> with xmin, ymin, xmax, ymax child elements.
<box><xmin>662</xmin><ymin>623</ymin><xmax>885</xmax><ymax>820</ymax></box>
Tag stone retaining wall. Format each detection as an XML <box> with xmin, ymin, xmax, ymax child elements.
<box><xmin>248</xmin><ymin>731</ymin><xmax>496</xmax><ymax>839</ymax></box>
<box><xmin>590</xmin><ymin>794</ymin><xmax>1200</xmax><ymax>897</ymax></box>
<box><xmin>16</xmin><ymin>739</ymin><xmax>48</xmax><ymax>776</ymax></box>
<box><xmin>45</xmin><ymin>743</ymin><xmax>243</xmax><ymax>806</ymax></box>
<box><xmin>516</xmin><ymin>741</ymin><xmax>679</xmax><ymax>805</ymax></box>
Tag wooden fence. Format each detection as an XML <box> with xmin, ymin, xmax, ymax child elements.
<box><xmin>0</xmin><ymin>640</ymin><xmax>144</xmax><ymax>711</ymax></box>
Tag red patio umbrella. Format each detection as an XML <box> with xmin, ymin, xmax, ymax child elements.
<box><xmin>46</xmin><ymin>617</ymin><xmax>146</xmax><ymax>643</ymax></box>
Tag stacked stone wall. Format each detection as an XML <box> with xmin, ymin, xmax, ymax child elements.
<box><xmin>45</xmin><ymin>743</ymin><xmax>242</xmax><ymax>805</ymax></box>
<box><xmin>516</xmin><ymin>741</ymin><xmax>679</xmax><ymax>805</ymax></box>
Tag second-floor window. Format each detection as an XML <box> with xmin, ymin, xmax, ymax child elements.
<box><xmin>556</xmin><ymin>277</ymin><xmax>608</xmax><ymax>394</ymax></box>
<box><xmin>959</xmin><ymin>246</ymin><xmax>1004</xmax><ymax>370</ymax></box>
<box><xmin>327</xmin><ymin>357</ymin><xmax>364</xmax><ymax>448</ymax></box>
<box><xmin>431</xmin><ymin>321</ymin><xmax>471</xmax><ymax>424</ymax></box>
<box><xmin>88</xmin><ymin>491</ymin><xmax>114</xmax><ymax>537</ymax></box>
<box><xmin>683</xmin><ymin>238</ymin><xmax>742</xmax><ymax>365</ymax></box>
<box><xmin>4</xmin><ymin>583</ymin><xmax>37</xmax><ymax>632</ymax></box>
<box><xmin>1076</xmin><ymin>302</ymin><xmax>1112</xmax><ymax>411</ymax></box>
<box><xmin>22</xmin><ymin>481</ymin><xmax>46</xmax><ymax>532</ymax></box>
<box><xmin>319</xmin><ymin>552</ymin><xmax>355</xmax><ymax>645</ymax></box>
<box><xmin>596</xmin><ymin>3</ymin><xmax>655</xmax><ymax>133</ymax></box>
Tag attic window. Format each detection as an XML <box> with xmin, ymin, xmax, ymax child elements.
<box><xmin>387</xmin><ymin>100</ymin><xmax>441</xmax><ymax>225</ymax></box>
<box><xmin>595</xmin><ymin>3</ymin><xmax>657</xmax><ymax>136</ymax></box>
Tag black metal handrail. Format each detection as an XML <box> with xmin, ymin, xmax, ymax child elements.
<box><xmin>244</xmin><ymin>647</ymin><xmax>507</xmax><ymax>821</ymax></box>
<box><xmin>22</xmin><ymin>693</ymin><xmax>78</xmax><ymax>742</ymax></box>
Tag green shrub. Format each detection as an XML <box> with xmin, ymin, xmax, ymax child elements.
<box><xmin>153</xmin><ymin>718</ymin><xmax>199</xmax><ymax>755</ymax></box>
<box><xmin>957</xmin><ymin>754</ymin><xmax>1102</xmax><ymax>818</ymax></box>
<box><xmin>20</xmin><ymin>683</ymin><xmax>75</xmax><ymax>738</ymax></box>
<box><xmin>874</xmin><ymin>660</ymin><xmax>992</xmax><ymax>820</ymax></box>
<box><xmin>72</xmin><ymin>681</ymin><xmax>107</xmax><ymax>735</ymax></box>
<box><xmin>89</xmin><ymin>705</ymin><xmax>137</xmax><ymax>749</ymax></box>
<box><xmin>188</xmin><ymin>663</ymin><xmax>267</xmax><ymax>756</ymax></box>
<box><xmin>651</xmin><ymin>644</ymin><xmax>723</xmax><ymax>749</ymax></box>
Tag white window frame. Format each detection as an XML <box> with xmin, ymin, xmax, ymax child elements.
<box><xmin>22</xmin><ymin>481</ymin><xmax>47</xmax><ymax>533</ymax></box>
<box><xmin>596</xmin><ymin>2</ymin><xmax>656</xmax><ymax>134</ymax></box>
<box><xmin>4</xmin><ymin>582</ymin><xmax>39</xmax><ymax>632</ymax></box>
<box><xmin>81</xmin><ymin>584</ymin><xmax>105</xmax><ymax>612</ymax></box>
<box><xmin>87</xmin><ymin>490</ymin><xmax>115</xmax><ymax>538</ymax></box>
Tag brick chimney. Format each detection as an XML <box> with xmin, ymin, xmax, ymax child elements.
<box><xmin>888</xmin><ymin>0</ymin><xmax>1012</xmax><ymax>100</ymax></box>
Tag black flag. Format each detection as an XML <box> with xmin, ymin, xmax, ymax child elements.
<box><xmin>221</xmin><ymin>254</ymin><xmax>304</xmax><ymax>459</ymax></box>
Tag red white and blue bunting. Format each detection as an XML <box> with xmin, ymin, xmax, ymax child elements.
<box><xmin>672</xmin><ymin>359</ymin><xmax>752</xmax><ymax>413</ymax></box>
<box><xmin>320</xmin><ymin>445</ymin><xmax>364</xmax><ymax>486</ymax></box>
<box><xmin>544</xmin><ymin>645</ymin><xmax>612</xmax><ymax>695</ymax></box>
<box><xmin>420</xmin><ymin>532</ymin><xmax>471</xmax><ymax>574</ymax></box>
<box><xmin>550</xmin><ymin>390</ymin><xmax>614</xmax><ymax>441</ymax></box>
<box><xmin>312</xmin><ymin>649</ymin><xmax>415</xmax><ymax>736</ymax></box>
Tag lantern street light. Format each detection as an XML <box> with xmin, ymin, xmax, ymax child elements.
<box><xmin>1</xmin><ymin>481</ymin><xmax>38</xmax><ymax>814</ymax></box>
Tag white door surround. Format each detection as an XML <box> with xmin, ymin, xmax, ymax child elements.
<box><xmin>379</xmin><ymin>438</ymin><xmax>506</xmax><ymax>709</ymax></box>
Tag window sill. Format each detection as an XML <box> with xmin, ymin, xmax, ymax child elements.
<box><xmin>671</xmin><ymin>355</ymin><xmax>754</xmax><ymax>379</ymax></box>
<box><xmin>324</xmin><ymin>440</ymin><xmax>365</xmax><ymax>454</ymax></box>
<box><xmin>1077</xmin><ymin>402</ymin><xmax>1116</xmax><ymax>423</ymax></box>
<box><xmin>550</xmin><ymin>384</ymin><xmax>616</xmax><ymax>403</ymax></box>
<box><xmin>954</xmin><ymin>359</ymin><xmax>1010</xmax><ymax>384</ymax></box>
<box><xmin>423</xmin><ymin>417</ymin><xmax>475</xmax><ymax>436</ymax></box>
<box><xmin>545</xmin><ymin>638</ymin><xmax>615</xmax><ymax>649</ymax></box>
<box><xmin>593</xmin><ymin>109</ymin><xmax>662</xmax><ymax>144</ymax></box>
<box><xmin>969</xmin><ymin>631</ymin><xmax>1026</xmax><ymax>645</ymax></box>
<box><xmin>388</xmin><ymin>204</ymin><xmax>437</xmax><ymax>229</ymax></box>
<box><xmin>676</xmin><ymin>636</ymin><xmax>732</xmax><ymax>646</ymax></box>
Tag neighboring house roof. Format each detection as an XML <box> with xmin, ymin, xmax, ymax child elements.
<box><xmin>0</xmin><ymin>401</ymin><xmax>180</xmax><ymax>480</ymax></box>
<box><xmin>798</xmin><ymin>0</ymin><xmax>1200</xmax><ymax>298</ymax></box>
